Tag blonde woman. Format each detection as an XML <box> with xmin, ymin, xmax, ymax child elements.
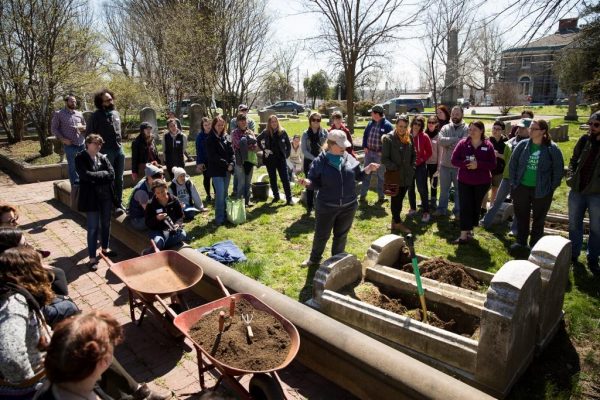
<box><xmin>257</xmin><ymin>115</ymin><xmax>293</xmax><ymax>205</ymax></box>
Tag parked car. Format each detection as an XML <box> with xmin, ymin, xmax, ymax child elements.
<box><xmin>264</xmin><ymin>101</ymin><xmax>306</xmax><ymax>114</ymax></box>
<box><xmin>555</xmin><ymin>98</ymin><xmax>569</xmax><ymax>105</ymax></box>
<box><xmin>380</xmin><ymin>98</ymin><xmax>424</xmax><ymax>113</ymax></box>
<box><xmin>456</xmin><ymin>98</ymin><xmax>470</xmax><ymax>109</ymax></box>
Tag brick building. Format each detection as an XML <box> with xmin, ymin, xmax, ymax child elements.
<box><xmin>499</xmin><ymin>18</ymin><xmax>580</xmax><ymax>104</ymax></box>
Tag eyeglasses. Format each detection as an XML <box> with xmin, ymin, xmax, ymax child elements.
<box><xmin>590</xmin><ymin>122</ymin><xmax>600</xmax><ymax>128</ymax></box>
<box><xmin>427</xmin><ymin>122</ymin><xmax>436</xmax><ymax>125</ymax></box>
<box><xmin>530</xmin><ymin>128</ymin><xmax>542</xmax><ymax>131</ymax></box>
<box><xmin>311</xmin><ymin>119</ymin><xmax>321</xmax><ymax>122</ymax></box>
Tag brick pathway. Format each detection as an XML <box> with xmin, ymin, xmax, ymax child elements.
<box><xmin>0</xmin><ymin>171</ymin><xmax>356</xmax><ymax>400</ymax></box>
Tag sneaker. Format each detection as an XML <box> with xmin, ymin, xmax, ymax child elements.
<box><xmin>306</xmin><ymin>206</ymin><xmax>313</xmax><ymax>216</ymax></box>
<box><xmin>205</xmin><ymin>196</ymin><xmax>212</xmax><ymax>203</ymax></box>
<box><xmin>421</xmin><ymin>213</ymin><xmax>430</xmax><ymax>223</ymax></box>
<box><xmin>285</xmin><ymin>199</ymin><xmax>294</xmax><ymax>206</ymax></box>
<box><xmin>101</xmin><ymin>249</ymin><xmax>118</xmax><ymax>257</ymax></box>
<box><xmin>407</xmin><ymin>209</ymin><xmax>417</xmax><ymax>217</ymax></box>
<box><xmin>508</xmin><ymin>231</ymin><xmax>516</xmax><ymax>237</ymax></box>
<box><xmin>245</xmin><ymin>201</ymin><xmax>255</xmax><ymax>208</ymax></box>
<box><xmin>133</xmin><ymin>383</ymin><xmax>172</xmax><ymax>400</ymax></box>
<box><xmin>391</xmin><ymin>222</ymin><xmax>411</xmax><ymax>234</ymax></box>
<box><xmin>88</xmin><ymin>258</ymin><xmax>99</xmax><ymax>271</ymax></box>
<box><xmin>271</xmin><ymin>197</ymin><xmax>281</xmax><ymax>204</ymax></box>
<box><xmin>301</xmin><ymin>259</ymin><xmax>320</xmax><ymax>268</ymax></box>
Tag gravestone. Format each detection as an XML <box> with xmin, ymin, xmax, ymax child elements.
<box><xmin>258</xmin><ymin>109</ymin><xmax>271</xmax><ymax>132</ymax></box>
<box><xmin>528</xmin><ymin>236</ymin><xmax>571</xmax><ymax>350</ymax></box>
<box><xmin>188</xmin><ymin>103</ymin><xmax>203</xmax><ymax>140</ymax></box>
<box><xmin>140</xmin><ymin>107</ymin><xmax>158</xmax><ymax>141</ymax></box>
<box><xmin>82</xmin><ymin>111</ymin><xmax>93</xmax><ymax>126</ymax></box>
<box><xmin>476</xmin><ymin>260</ymin><xmax>541</xmax><ymax>393</ymax></box>
<box><xmin>504</xmin><ymin>122</ymin><xmax>512</xmax><ymax>137</ymax></box>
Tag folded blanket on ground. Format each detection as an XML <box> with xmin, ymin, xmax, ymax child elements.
<box><xmin>197</xmin><ymin>240</ymin><xmax>247</xmax><ymax>264</ymax></box>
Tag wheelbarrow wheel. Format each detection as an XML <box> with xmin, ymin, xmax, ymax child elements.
<box><xmin>249</xmin><ymin>373</ymin><xmax>284</xmax><ymax>400</ymax></box>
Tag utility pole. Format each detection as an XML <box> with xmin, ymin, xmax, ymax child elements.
<box><xmin>296</xmin><ymin>67</ymin><xmax>300</xmax><ymax>102</ymax></box>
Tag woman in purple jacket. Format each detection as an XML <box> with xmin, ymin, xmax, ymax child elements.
<box><xmin>451</xmin><ymin>120</ymin><xmax>496</xmax><ymax>244</ymax></box>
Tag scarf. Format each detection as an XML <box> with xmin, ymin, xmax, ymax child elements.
<box><xmin>308</xmin><ymin>128</ymin><xmax>322</xmax><ymax>157</ymax></box>
<box><xmin>326</xmin><ymin>153</ymin><xmax>343</xmax><ymax>170</ymax></box>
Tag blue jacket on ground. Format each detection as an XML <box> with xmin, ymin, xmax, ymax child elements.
<box><xmin>361</xmin><ymin>117</ymin><xmax>394</xmax><ymax>149</ymax></box>
<box><xmin>308</xmin><ymin>151</ymin><xmax>367</xmax><ymax>206</ymax></box>
<box><xmin>509</xmin><ymin>138</ymin><xmax>564</xmax><ymax>198</ymax></box>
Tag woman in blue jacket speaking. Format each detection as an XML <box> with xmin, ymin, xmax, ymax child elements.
<box><xmin>298</xmin><ymin>130</ymin><xmax>380</xmax><ymax>267</ymax></box>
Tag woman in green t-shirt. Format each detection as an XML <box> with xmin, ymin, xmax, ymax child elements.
<box><xmin>508</xmin><ymin>119</ymin><xmax>564</xmax><ymax>251</ymax></box>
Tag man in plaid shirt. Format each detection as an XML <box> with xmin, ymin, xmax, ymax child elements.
<box><xmin>51</xmin><ymin>95</ymin><xmax>86</xmax><ymax>186</ymax></box>
<box><xmin>360</xmin><ymin>105</ymin><xmax>393</xmax><ymax>203</ymax></box>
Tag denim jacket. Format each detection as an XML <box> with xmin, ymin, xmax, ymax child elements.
<box><xmin>509</xmin><ymin>139</ymin><xmax>564</xmax><ymax>198</ymax></box>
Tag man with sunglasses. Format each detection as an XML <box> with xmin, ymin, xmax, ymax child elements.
<box><xmin>567</xmin><ymin>111</ymin><xmax>600</xmax><ymax>276</ymax></box>
<box><xmin>127</xmin><ymin>163</ymin><xmax>164</xmax><ymax>231</ymax></box>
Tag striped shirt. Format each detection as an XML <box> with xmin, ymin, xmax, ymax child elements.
<box><xmin>51</xmin><ymin>108</ymin><xmax>85</xmax><ymax>146</ymax></box>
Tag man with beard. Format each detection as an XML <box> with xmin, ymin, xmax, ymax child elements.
<box><xmin>567</xmin><ymin>111</ymin><xmax>600</xmax><ymax>276</ymax></box>
<box><xmin>51</xmin><ymin>95</ymin><xmax>86</xmax><ymax>186</ymax></box>
<box><xmin>86</xmin><ymin>89</ymin><xmax>125</xmax><ymax>215</ymax></box>
<box><xmin>434</xmin><ymin>106</ymin><xmax>468</xmax><ymax>218</ymax></box>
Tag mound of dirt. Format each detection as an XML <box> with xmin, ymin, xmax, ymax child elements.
<box><xmin>349</xmin><ymin>282</ymin><xmax>455</xmax><ymax>331</ymax></box>
<box><xmin>189</xmin><ymin>299</ymin><xmax>291</xmax><ymax>371</ymax></box>
<box><xmin>400</xmin><ymin>257</ymin><xmax>481</xmax><ymax>291</ymax></box>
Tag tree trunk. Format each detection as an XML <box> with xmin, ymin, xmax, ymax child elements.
<box><xmin>11</xmin><ymin>104</ymin><xmax>27</xmax><ymax>143</ymax></box>
<box><xmin>345</xmin><ymin>68</ymin><xmax>355</xmax><ymax>135</ymax></box>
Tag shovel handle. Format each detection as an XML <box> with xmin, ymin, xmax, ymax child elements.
<box><xmin>216</xmin><ymin>276</ymin><xmax>231</xmax><ymax>297</ymax></box>
<box><xmin>154</xmin><ymin>295</ymin><xmax>178</xmax><ymax>320</ymax></box>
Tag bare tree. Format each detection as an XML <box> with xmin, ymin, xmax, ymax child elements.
<box><xmin>0</xmin><ymin>0</ymin><xmax>97</xmax><ymax>153</ymax></box>
<box><xmin>419</xmin><ymin>0</ymin><xmax>479</xmax><ymax>107</ymax></box>
<box><xmin>493</xmin><ymin>82</ymin><xmax>520</xmax><ymax>115</ymax></box>
<box><xmin>102</xmin><ymin>2</ymin><xmax>139</xmax><ymax>77</ymax></box>
<box><xmin>305</xmin><ymin>0</ymin><xmax>423</xmax><ymax>133</ymax></box>
<box><xmin>464</xmin><ymin>22</ymin><xmax>504</xmax><ymax>104</ymax></box>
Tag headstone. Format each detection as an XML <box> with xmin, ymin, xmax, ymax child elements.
<box><xmin>309</xmin><ymin>253</ymin><xmax>362</xmax><ymax>308</ymax></box>
<box><xmin>363</xmin><ymin>234</ymin><xmax>404</xmax><ymax>272</ymax></box>
<box><xmin>504</xmin><ymin>122</ymin><xmax>511</xmax><ymax>137</ymax></box>
<box><xmin>476</xmin><ymin>260</ymin><xmax>541</xmax><ymax>395</ymax></box>
<box><xmin>564</xmin><ymin>94</ymin><xmax>578</xmax><ymax>121</ymax></box>
<box><xmin>258</xmin><ymin>109</ymin><xmax>271</xmax><ymax>132</ymax></box>
<box><xmin>82</xmin><ymin>111</ymin><xmax>93</xmax><ymax>127</ymax></box>
<box><xmin>140</xmin><ymin>107</ymin><xmax>158</xmax><ymax>141</ymax></box>
<box><xmin>188</xmin><ymin>103</ymin><xmax>203</xmax><ymax>140</ymax></box>
<box><xmin>528</xmin><ymin>236</ymin><xmax>571</xmax><ymax>350</ymax></box>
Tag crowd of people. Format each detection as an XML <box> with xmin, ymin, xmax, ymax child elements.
<box><xmin>0</xmin><ymin>88</ymin><xmax>599</xmax><ymax>399</ymax></box>
<box><xmin>48</xmin><ymin>88</ymin><xmax>600</xmax><ymax>275</ymax></box>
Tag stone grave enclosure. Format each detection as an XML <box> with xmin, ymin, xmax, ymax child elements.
<box><xmin>308</xmin><ymin>234</ymin><xmax>571</xmax><ymax>398</ymax></box>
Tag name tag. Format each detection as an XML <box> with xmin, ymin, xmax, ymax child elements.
<box><xmin>481</xmin><ymin>147</ymin><xmax>488</xmax><ymax>151</ymax></box>
<box><xmin>380</xmin><ymin>129</ymin><xmax>385</xmax><ymax>132</ymax></box>
<box><xmin>176</xmin><ymin>141</ymin><xmax>181</xmax><ymax>144</ymax></box>
<box><xmin>156</xmin><ymin>208</ymin><xmax>164</xmax><ymax>213</ymax></box>
<box><xmin>281</xmin><ymin>138</ymin><xmax>285</xmax><ymax>142</ymax></box>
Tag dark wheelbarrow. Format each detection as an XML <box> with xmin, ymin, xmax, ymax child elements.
<box><xmin>168</xmin><ymin>277</ymin><xmax>300</xmax><ymax>400</ymax></box>
<box><xmin>99</xmin><ymin>240</ymin><xmax>203</xmax><ymax>336</ymax></box>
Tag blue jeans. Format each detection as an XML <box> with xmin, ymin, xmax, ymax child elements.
<box><xmin>437</xmin><ymin>165</ymin><xmax>459</xmax><ymax>215</ymax></box>
<box><xmin>64</xmin><ymin>143</ymin><xmax>85</xmax><ymax>185</ymax></box>
<box><xmin>482</xmin><ymin>178</ymin><xmax>518</xmax><ymax>233</ymax></box>
<box><xmin>149</xmin><ymin>229</ymin><xmax>187</xmax><ymax>250</ymax></box>
<box><xmin>360</xmin><ymin>151</ymin><xmax>385</xmax><ymax>198</ymax></box>
<box><xmin>569</xmin><ymin>190</ymin><xmax>600</xmax><ymax>265</ymax></box>
<box><xmin>235</xmin><ymin>164</ymin><xmax>254</xmax><ymax>203</ymax></box>
<box><xmin>103</xmin><ymin>147</ymin><xmax>125</xmax><ymax>207</ymax></box>
<box><xmin>213</xmin><ymin>176</ymin><xmax>227</xmax><ymax>225</ymax></box>
<box><xmin>408</xmin><ymin>163</ymin><xmax>430</xmax><ymax>212</ymax></box>
<box><xmin>86</xmin><ymin>200</ymin><xmax>112</xmax><ymax>259</ymax></box>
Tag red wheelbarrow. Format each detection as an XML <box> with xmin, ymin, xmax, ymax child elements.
<box><xmin>99</xmin><ymin>241</ymin><xmax>203</xmax><ymax>336</ymax></box>
<box><xmin>168</xmin><ymin>277</ymin><xmax>300</xmax><ymax>400</ymax></box>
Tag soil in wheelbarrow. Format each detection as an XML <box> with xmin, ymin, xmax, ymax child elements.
<box><xmin>344</xmin><ymin>282</ymin><xmax>481</xmax><ymax>338</ymax></box>
<box><xmin>392</xmin><ymin>250</ymin><xmax>484</xmax><ymax>291</ymax></box>
<box><xmin>188</xmin><ymin>299</ymin><xmax>291</xmax><ymax>371</ymax></box>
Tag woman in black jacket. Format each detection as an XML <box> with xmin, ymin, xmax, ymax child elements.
<box><xmin>257</xmin><ymin>115</ymin><xmax>293</xmax><ymax>205</ymax></box>
<box><xmin>131</xmin><ymin>121</ymin><xmax>161</xmax><ymax>181</ymax></box>
<box><xmin>75</xmin><ymin>134</ymin><xmax>116</xmax><ymax>270</ymax></box>
<box><xmin>145</xmin><ymin>179</ymin><xmax>186</xmax><ymax>250</ymax></box>
<box><xmin>205</xmin><ymin>115</ymin><xmax>234</xmax><ymax>225</ymax></box>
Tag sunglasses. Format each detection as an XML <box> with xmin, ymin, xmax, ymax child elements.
<box><xmin>427</xmin><ymin>122</ymin><xmax>436</xmax><ymax>125</ymax></box>
<box><xmin>590</xmin><ymin>122</ymin><xmax>600</xmax><ymax>128</ymax></box>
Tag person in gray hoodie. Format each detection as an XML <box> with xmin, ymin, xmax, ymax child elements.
<box><xmin>168</xmin><ymin>166</ymin><xmax>205</xmax><ymax>221</ymax></box>
<box><xmin>434</xmin><ymin>106</ymin><xmax>468</xmax><ymax>217</ymax></box>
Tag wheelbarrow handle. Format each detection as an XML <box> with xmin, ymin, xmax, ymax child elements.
<box><xmin>215</xmin><ymin>276</ymin><xmax>231</xmax><ymax>297</ymax></box>
<box><xmin>98</xmin><ymin>252</ymin><xmax>115</xmax><ymax>268</ymax></box>
<box><xmin>154</xmin><ymin>294</ymin><xmax>178</xmax><ymax>320</ymax></box>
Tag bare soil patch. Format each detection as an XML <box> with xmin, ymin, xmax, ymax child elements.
<box><xmin>188</xmin><ymin>298</ymin><xmax>291</xmax><ymax>371</ymax></box>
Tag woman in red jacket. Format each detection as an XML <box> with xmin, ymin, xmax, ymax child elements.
<box><xmin>451</xmin><ymin>120</ymin><xmax>496</xmax><ymax>244</ymax></box>
<box><xmin>407</xmin><ymin>115</ymin><xmax>433</xmax><ymax>223</ymax></box>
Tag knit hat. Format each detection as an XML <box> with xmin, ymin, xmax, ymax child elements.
<box><xmin>172</xmin><ymin>166</ymin><xmax>187</xmax><ymax>181</ymax></box>
<box><xmin>145</xmin><ymin>163</ymin><xmax>162</xmax><ymax>178</ymax></box>
<box><xmin>590</xmin><ymin>111</ymin><xmax>600</xmax><ymax>122</ymax></box>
